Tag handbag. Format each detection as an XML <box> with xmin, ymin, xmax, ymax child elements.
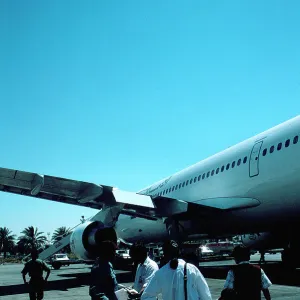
<box><xmin>218</xmin><ymin>288</ymin><xmax>238</xmax><ymax>300</ymax></box>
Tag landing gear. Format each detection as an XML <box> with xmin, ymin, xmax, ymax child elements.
<box><xmin>281</xmin><ymin>240</ymin><xmax>300</xmax><ymax>269</ymax></box>
<box><xmin>166</xmin><ymin>219</ymin><xmax>181</xmax><ymax>241</ymax></box>
<box><xmin>52</xmin><ymin>262</ymin><xmax>61</xmax><ymax>270</ymax></box>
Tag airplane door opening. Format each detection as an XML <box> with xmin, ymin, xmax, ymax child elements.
<box><xmin>249</xmin><ymin>141</ymin><xmax>263</xmax><ymax>177</ymax></box>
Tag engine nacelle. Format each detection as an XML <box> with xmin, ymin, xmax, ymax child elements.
<box><xmin>70</xmin><ymin>221</ymin><xmax>117</xmax><ymax>260</ymax></box>
<box><xmin>241</xmin><ymin>232</ymin><xmax>286</xmax><ymax>250</ymax></box>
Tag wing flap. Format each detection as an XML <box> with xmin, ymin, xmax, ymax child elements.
<box><xmin>0</xmin><ymin>167</ymin><xmax>155</xmax><ymax>212</ymax></box>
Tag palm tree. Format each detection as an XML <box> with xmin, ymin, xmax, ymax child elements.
<box><xmin>18</xmin><ymin>226</ymin><xmax>47</xmax><ymax>252</ymax></box>
<box><xmin>0</xmin><ymin>227</ymin><xmax>16</xmax><ymax>258</ymax></box>
<box><xmin>52</xmin><ymin>226</ymin><xmax>72</xmax><ymax>243</ymax></box>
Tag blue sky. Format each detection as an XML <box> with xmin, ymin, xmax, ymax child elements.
<box><xmin>1</xmin><ymin>1</ymin><xmax>300</xmax><ymax>239</ymax></box>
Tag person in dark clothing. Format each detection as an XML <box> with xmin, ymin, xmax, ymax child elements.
<box><xmin>89</xmin><ymin>241</ymin><xmax>118</xmax><ymax>300</ymax></box>
<box><xmin>220</xmin><ymin>246</ymin><xmax>271</xmax><ymax>300</ymax></box>
<box><xmin>259</xmin><ymin>250</ymin><xmax>266</xmax><ymax>264</ymax></box>
<box><xmin>21</xmin><ymin>249</ymin><xmax>51</xmax><ymax>300</ymax></box>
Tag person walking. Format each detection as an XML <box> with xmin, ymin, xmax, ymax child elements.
<box><xmin>89</xmin><ymin>240</ymin><xmax>118</xmax><ymax>300</ymax></box>
<box><xmin>141</xmin><ymin>240</ymin><xmax>212</xmax><ymax>300</ymax></box>
<box><xmin>259</xmin><ymin>250</ymin><xmax>266</xmax><ymax>265</ymax></box>
<box><xmin>220</xmin><ymin>245</ymin><xmax>271</xmax><ymax>300</ymax></box>
<box><xmin>127</xmin><ymin>243</ymin><xmax>159</xmax><ymax>298</ymax></box>
<box><xmin>21</xmin><ymin>249</ymin><xmax>51</xmax><ymax>300</ymax></box>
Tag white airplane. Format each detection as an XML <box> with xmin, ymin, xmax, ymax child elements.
<box><xmin>1</xmin><ymin>116</ymin><xmax>300</xmax><ymax>267</ymax></box>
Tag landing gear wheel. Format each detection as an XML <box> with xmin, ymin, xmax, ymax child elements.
<box><xmin>281</xmin><ymin>248</ymin><xmax>300</xmax><ymax>269</ymax></box>
<box><xmin>52</xmin><ymin>262</ymin><xmax>61</xmax><ymax>270</ymax></box>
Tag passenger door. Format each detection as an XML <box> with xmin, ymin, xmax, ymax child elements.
<box><xmin>249</xmin><ymin>141</ymin><xmax>263</xmax><ymax>177</ymax></box>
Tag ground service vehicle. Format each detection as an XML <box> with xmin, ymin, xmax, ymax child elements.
<box><xmin>50</xmin><ymin>253</ymin><xmax>70</xmax><ymax>270</ymax></box>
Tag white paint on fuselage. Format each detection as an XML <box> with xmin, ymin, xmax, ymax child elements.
<box><xmin>137</xmin><ymin>116</ymin><xmax>300</xmax><ymax>232</ymax></box>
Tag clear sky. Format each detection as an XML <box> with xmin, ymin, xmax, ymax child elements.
<box><xmin>1</xmin><ymin>1</ymin><xmax>300</xmax><ymax>239</ymax></box>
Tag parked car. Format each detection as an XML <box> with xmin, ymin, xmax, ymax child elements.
<box><xmin>197</xmin><ymin>246</ymin><xmax>214</xmax><ymax>259</ymax></box>
<box><xmin>205</xmin><ymin>242</ymin><xmax>235</xmax><ymax>257</ymax></box>
<box><xmin>114</xmin><ymin>249</ymin><xmax>132</xmax><ymax>270</ymax></box>
<box><xmin>49</xmin><ymin>253</ymin><xmax>70</xmax><ymax>270</ymax></box>
<box><xmin>116</xmin><ymin>249</ymin><xmax>130</xmax><ymax>259</ymax></box>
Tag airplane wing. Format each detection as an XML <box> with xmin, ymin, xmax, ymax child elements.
<box><xmin>0</xmin><ymin>167</ymin><xmax>260</xmax><ymax>219</ymax></box>
<box><xmin>0</xmin><ymin>167</ymin><xmax>155</xmax><ymax>211</ymax></box>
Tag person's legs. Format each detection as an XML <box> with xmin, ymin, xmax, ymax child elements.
<box><xmin>36</xmin><ymin>290</ymin><xmax>44</xmax><ymax>300</ymax></box>
<box><xmin>29</xmin><ymin>290</ymin><xmax>37</xmax><ymax>300</ymax></box>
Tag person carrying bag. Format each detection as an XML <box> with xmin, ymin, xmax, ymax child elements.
<box><xmin>141</xmin><ymin>240</ymin><xmax>212</xmax><ymax>300</ymax></box>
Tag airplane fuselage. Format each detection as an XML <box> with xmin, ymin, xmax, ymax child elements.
<box><xmin>136</xmin><ymin>116</ymin><xmax>300</xmax><ymax>236</ymax></box>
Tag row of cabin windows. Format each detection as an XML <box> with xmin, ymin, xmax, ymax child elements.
<box><xmin>149</xmin><ymin>135</ymin><xmax>300</xmax><ymax>197</ymax></box>
<box><xmin>153</xmin><ymin>155</ymin><xmax>248</xmax><ymax>197</ymax></box>
<box><xmin>262</xmin><ymin>135</ymin><xmax>298</xmax><ymax>156</ymax></box>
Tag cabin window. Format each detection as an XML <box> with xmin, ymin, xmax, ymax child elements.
<box><xmin>165</xmin><ymin>190</ymin><xmax>167</xmax><ymax>194</ymax></box>
<box><xmin>226</xmin><ymin>163</ymin><xmax>230</xmax><ymax>170</ymax></box>
<box><xmin>285</xmin><ymin>139</ymin><xmax>290</xmax><ymax>148</ymax></box>
<box><xmin>194</xmin><ymin>177</ymin><xmax>197</xmax><ymax>183</ymax></box>
<box><xmin>198</xmin><ymin>175</ymin><xmax>201</xmax><ymax>181</ymax></box>
<box><xmin>237</xmin><ymin>158</ymin><xmax>241</xmax><ymax>165</ymax></box>
<box><xmin>169</xmin><ymin>187</ymin><xmax>172</xmax><ymax>193</ymax></box>
<box><xmin>186</xmin><ymin>180</ymin><xmax>189</xmax><ymax>186</ymax></box>
<box><xmin>190</xmin><ymin>178</ymin><xmax>193</xmax><ymax>184</ymax></box>
<box><xmin>293</xmin><ymin>136</ymin><xmax>298</xmax><ymax>144</ymax></box>
<box><xmin>262</xmin><ymin>149</ymin><xmax>267</xmax><ymax>156</ymax></box>
<box><xmin>179</xmin><ymin>183</ymin><xmax>182</xmax><ymax>189</ymax></box>
<box><xmin>277</xmin><ymin>143</ymin><xmax>282</xmax><ymax>151</ymax></box>
<box><xmin>207</xmin><ymin>171</ymin><xmax>210</xmax><ymax>178</ymax></box>
<box><xmin>172</xmin><ymin>186</ymin><xmax>175</xmax><ymax>191</ymax></box>
<box><xmin>221</xmin><ymin>166</ymin><xmax>225</xmax><ymax>172</ymax></box>
<box><xmin>216</xmin><ymin>167</ymin><xmax>220</xmax><ymax>174</ymax></box>
<box><xmin>211</xmin><ymin>170</ymin><xmax>215</xmax><ymax>176</ymax></box>
<box><xmin>202</xmin><ymin>174</ymin><xmax>205</xmax><ymax>179</ymax></box>
<box><xmin>243</xmin><ymin>156</ymin><xmax>247</xmax><ymax>163</ymax></box>
<box><xmin>270</xmin><ymin>146</ymin><xmax>274</xmax><ymax>153</ymax></box>
<box><xmin>232</xmin><ymin>161</ymin><xmax>235</xmax><ymax>168</ymax></box>
<box><xmin>175</xmin><ymin>184</ymin><xmax>178</xmax><ymax>190</ymax></box>
<box><xmin>182</xmin><ymin>182</ymin><xmax>185</xmax><ymax>187</ymax></box>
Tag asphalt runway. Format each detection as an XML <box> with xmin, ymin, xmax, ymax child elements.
<box><xmin>1</xmin><ymin>253</ymin><xmax>300</xmax><ymax>299</ymax></box>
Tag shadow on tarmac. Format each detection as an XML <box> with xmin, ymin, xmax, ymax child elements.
<box><xmin>200</xmin><ymin>262</ymin><xmax>300</xmax><ymax>287</ymax></box>
<box><xmin>0</xmin><ymin>271</ymin><xmax>134</xmax><ymax>297</ymax></box>
<box><xmin>2</xmin><ymin>262</ymin><xmax>300</xmax><ymax>297</ymax></box>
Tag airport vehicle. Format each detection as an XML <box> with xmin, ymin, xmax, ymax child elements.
<box><xmin>197</xmin><ymin>246</ymin><xmax>214</xmax><ymax>260</ymax></box>
<box><xmin>205</xmin><ymin>242</ymin><xmax>235</xmax><ymax>257</ymax></box>
<box><xmin>50</xmin><ymin>253</ymin><xmax>70</xmax><ymax>270</ymax></box>
<box><xmin>114</xmin><ymin>249</ymin><xmax>132</xmax><ymax>269</ymax></box>
<box><xmin>2</xmin><ymin>116</ymin><xmax>300</xmax><ymax>267</ymax></box>
<box><xmin>116</xmin><ymin>249</ymin><xmax>130</xmax><ymax>260</ymax></box>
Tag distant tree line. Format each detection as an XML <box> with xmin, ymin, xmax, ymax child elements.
<box><xmin>0</xmin><ymin>226</ymin><xmax>72</xmax><ymax>258</ymax></box>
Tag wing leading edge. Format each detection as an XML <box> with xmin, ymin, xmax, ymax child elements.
<box><xmin>0</xmin><ymin>167</ymin><xmax>154</xmax><ymax>212</ymax></box>
<box><xmin>0</xmin><ymin>167</ymin><xmax>260</xmax><ymax>219</ymax></box>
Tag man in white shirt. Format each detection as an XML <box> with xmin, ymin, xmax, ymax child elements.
<box><xmin>141</xmin><ymin>240</ymin><xmax>212</xmax><ymax>300</ymax></box>
<box><xmin>128</xmin><ymin>243</ymin><xmax>159</xmax><ymax>298</ymax></box>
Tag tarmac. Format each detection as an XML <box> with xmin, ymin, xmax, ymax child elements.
<box><xmin>0</xmin><ymin>253</ymin><xmax>300</xmax><ymax>299</ymax></box>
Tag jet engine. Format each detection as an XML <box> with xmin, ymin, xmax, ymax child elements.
<box><xmin>70</xmin><ymin>221</ymin><xmax>117</xmax><ymax>260</ymax></box>
<box><xmin>241</xmin><ymin>232</ymin><xmax>286</xmax><ymax>250</ymax></box>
